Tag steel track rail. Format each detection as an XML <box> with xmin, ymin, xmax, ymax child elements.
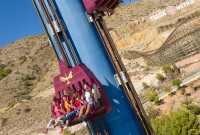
<box><xmin>93</xmin><ymin>16</ymin><xmax>154</xmax><ymax>135</ymax></box>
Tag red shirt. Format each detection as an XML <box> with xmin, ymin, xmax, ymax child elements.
<box><xmin>74</xmin><ymin>99</ymin><xmax>81</xmax><ymax>109</ymax></box>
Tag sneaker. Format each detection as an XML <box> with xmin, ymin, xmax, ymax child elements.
<box><xmin>58</xmin><ymin>120</ymin><xmax>64</xmax><ymax>125</ymax></box>
<box><xmin>41</xmin><ymin>130</ymin><xmax>48</xmax><ymax>134</ymax></box>
<box><xmin>63</xmin><ymin>125</ymin><xmax>68</xmax><ymax>129</ymax></box>
<box><xmin>49</xmin><ymin>126</ymin><xmax>55</xmax><ymax>131</ymax></box>
<box><xmin>83</xmin><ymin>121</ymin><xmax>87</xmax><ymax>127</ymax></box>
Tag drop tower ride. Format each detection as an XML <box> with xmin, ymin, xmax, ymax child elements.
<box><xmin>32</xmin><ymin>0</ymin><xmax>154</xmax><ymax>135</ymax></box>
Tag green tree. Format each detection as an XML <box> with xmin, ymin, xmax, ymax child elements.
<box><xmin>172</xmin><ymin>78</ymin><xmax>182</xmax><ymax>86</ymax></box>
<box><xmin>156</xmin><ymin>73</ymin><xmax>165</xmax><ymax>81</ymax></box>
<box><xmin>146</xmin><ymin>91</ymin><xmax>159</xmax><ymax>104</ymax></box>
<box><xmin>150</xmin><ymin>109</ymin><xmax>200</xmax><ymax>135</ymax></box>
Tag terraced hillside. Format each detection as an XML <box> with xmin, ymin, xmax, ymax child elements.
<box><xmin>122</xmin><ymin>13</ymin><xmax>200</xmax><ymax>66</ymax></box>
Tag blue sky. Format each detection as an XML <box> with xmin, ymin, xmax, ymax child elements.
<box><xmin>0</xmin><ymin>0</ymin><xmax>137</xmax><ymax>48</ymax></box>
<box><xmin>0</xmin><ymin>1</ymin><xmax>44</xmax><ymax>47</ymax></box>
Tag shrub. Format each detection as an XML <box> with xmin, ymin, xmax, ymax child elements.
<box><xmin>163</xmin><ymin>86</ymin><xmax>172</xmax><ymax>93</ymax></box>
<box><xmin>146</xmin><ymin>91</ymin><xmax>159</xmax><ymax>104</ymax></box>
<box><xmin>45</xmin><ymin>68</ymin><xmax>49</xmax><ymax>73</ymax></box>
<box><xmin>18</xmin><ymin>89</ymin><xmax>30</xmax><ymax>95</ymax></box>
<box><xmin>0</xmin><ymin>68</ymin><xmax>12</xmax><ymax>80</ymax></box>
<box><xmin>162</xmin><ymin>64</ymin><xmax>172</xmax><ymax>73</ymax></box>
<box><xmin>0</xmin><ymin>64</ymin><xmax>6</xmax><ymax>70</ymax></box>
<box><xmin>16</xmin><ymin>111</ymin><xmax>20</xmax><ymax>115</ymax></box>
<box><xmin>156</xmin><ymin>73</ymin><xmax>165</xmax><ymax>81</ymax></box>
<box><xmin>172</xmin><ymin>64</ymin><xmax>180</xmax><ymax>75</ymax></box>
<box><xmin>187</xmin><ymin>105</ymin><xmax>200</xmax><ymax>115</ymax></box>
<box><xmin>23</xmin><ymin>74</ymin><xmax>31</xmax><ymax>81</ymax></box>
<box><xmin>180</xmin><ymin>88</ymin><xmax>186</xmax><ymax>95</ymax></box>
<box><xmin>172</xmin><ymin>78</ymin><xmax>182</xmax><ymax>86</ymax></box>
<box><xmin>0</xmin><ymin>118</ymin><xmax>8</xmax><ymax>127</ymax></box>
<box><xmin>5</xmin><ymin>69</ymin><xmax>12</xmax><ymax>74</ymax></box>
<box><xmin>33</xmin><ymin>64</ymin><xmax>41</xmax><ymax>74</ymax></box>
<box><xmin>7</xmin><ymin>102</ymin><xmax>15</xmax><ymax>109</ymax></box>
<box><xmin>142</xmin><ymin>82</ymin><xmax>150</xmax><ymax>89</ymax></box>
<box><xmin>24</xmin><ymin>106</ymin><xmax>31</xmax><ymax>113</ymax></box>
<box><xmin>144</xmin><ymin>67</ymin><xmax>151</xmax><ymax>72</ymax></box>
<box><xmin>22</xmin><ymin>95</ymin><xmax>32</xmax><ymax>100</ymax></box>
<box><xmin>23</xmin><ymin>80</ymin><xmax>30</xmax><ymax>87</ymax></box>
<box><xmin>181</xmin><ymin>99</ymin><xmax>193</xmax><ymax>106</ymax></box>
<box><xmin>19</xmin><ymin>56</ymin><xmax>27</xmax><ymax>64</ymax></box>
<box><xmin>16</xmin><ymin>109</ymin><xmax>21</xmax><ymax>115</ymax></box>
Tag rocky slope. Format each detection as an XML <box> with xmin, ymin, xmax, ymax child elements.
<box><xmin>0</xmin><ymin>34</ymin><xmax>58</xmax><ymax>109</ymax></box>
<box><xmin>106</xmin><ymin>0</ymin><xmax>199</xmax><ymax>49</ymax></box>
<box><xmin>0</xmin><ymin>34</ymin><xmax>60</xmax><ymax>135</ymax></box>
<box><xmin>105</xmin><ymin>0</ymin><xmax>185</xmax><ymax>28</ymax></box>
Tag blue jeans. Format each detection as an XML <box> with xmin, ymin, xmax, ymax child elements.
<box><xmin>63</xmin><ymin>111</ymin><xmax>76</xmax><ymax>123</ymax></box>
<box><xmin>81</xmin><ymin>116</ymin><xmax>86</xmax><ymax>123</ymax></box>
<box><xmin>62</xmin><ymin>109</ymin><xmax>86</xmax><ymax>124</ymax></box>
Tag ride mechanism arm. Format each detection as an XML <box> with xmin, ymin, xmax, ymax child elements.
<box><xmin>32</xmin><ymin>0</ymin><xmax>154</xmax><ymax>135</ymax></box>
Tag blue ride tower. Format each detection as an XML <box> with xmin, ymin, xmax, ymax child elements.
<box><xmin>33</xmin><ymin>0</ymin><xmax>153</xmax><ymax>135</ymax></box>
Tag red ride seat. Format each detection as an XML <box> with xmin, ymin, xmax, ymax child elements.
<box><xmin>53</xmin><ymin>60</ymin><xmax>112</xmax><ymax>126</ymax></box>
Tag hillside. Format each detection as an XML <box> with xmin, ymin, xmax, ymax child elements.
<box><xmin>105</xmin><ymin>0</ymin><xmax>186</xmax><ymax>29</ymax></box>
<box><xmin>0</xmin><ymin>34</ymin><xmax>58</xmax><ymax>108</ymax></box>
<box><xmin>0</xmin><ymin>34</ymin><xmax>60</xmax><ymax>135</ymax></box>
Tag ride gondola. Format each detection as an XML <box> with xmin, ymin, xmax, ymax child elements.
<box><xmin>53</xmin><ymin>60</ymin><xmax>112</xmax><ymax>126</ymax></box>
<box><xmin>82</xmin><ymin>0</ymin><xmax>121</xmax><ymax>14</ymax></box>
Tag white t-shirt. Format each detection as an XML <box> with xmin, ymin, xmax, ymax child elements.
<box><xmin>85</xmin><ymin>88</ymin><xmax>101</xmax><ymax>102</ymax></box>
<box><xmin>85</xmin><ymin>91</ymin><xmax>91</xmax><ymax>102</ymax></box>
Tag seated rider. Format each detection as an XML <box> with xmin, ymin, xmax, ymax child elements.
<box><xmin>61</xmin><ymin>96</ymin><xmax>71</xmax><ymax>114</ymax></box>
<box><xmin>49</xmin><ymin>101</ymin><xmax>64</xmax><ymax>132</ymax></box>
<box><xmin>42</xmin><ymin>95</ymin><xmax>64</xmax><ymax>134</ymax></box>
<box><xmin>62</xmin><ymin>96</ymin><xmax>87</xmax><ymax>127</ymax></box>
<box><xmin>78</xmin><ymin>83</ymin><xmax>101</xmax><ymax>121</ymax></box>
<box><xmin>50</xmin><ymin>95</ymin><xmax>78</xmax><ymax>130</ymax></box>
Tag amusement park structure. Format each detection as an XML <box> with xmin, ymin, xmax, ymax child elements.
<box><xmin>32</xmin><ymin>0</ymin><xmax>154</xmax><ymax>134</ymax></box>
